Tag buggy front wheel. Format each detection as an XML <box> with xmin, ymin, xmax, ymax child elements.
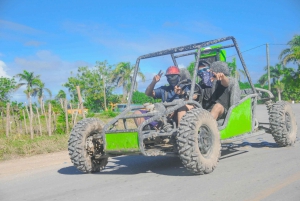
<box><xmin>177</xmin><ymin>108</ymin><xmax>221</xmax><ymax>175</ymax></box>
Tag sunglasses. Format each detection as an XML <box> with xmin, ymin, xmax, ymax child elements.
<box><xmin>166</xmin><ymin>74</ymin><xmax>179</xmax><ymax>79</ymax></box>
<box><xmin>197</xmin><ymin>67</ymin><xmax>210</xmax><ymax>74</ymax></box>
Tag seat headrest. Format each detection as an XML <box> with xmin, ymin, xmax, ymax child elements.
<box><xmin>210</xmin><ymin>61</ymin><xmax>230</xmax><ymax>76</ymax></box>
<box><xmin>179</xmin><ymin>68</ymin><xmax>191</xmax><ymax>80</ymax></box>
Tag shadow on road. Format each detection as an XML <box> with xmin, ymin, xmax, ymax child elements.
<box><xmin>58</xmin><ymin>155</ymin><xmax>192</xmax><ymax>176</ymax></box>
<box><xmin>58</xmin><ymin>140</ymin><xmax>279</xmax><ymax>176</ymax></box>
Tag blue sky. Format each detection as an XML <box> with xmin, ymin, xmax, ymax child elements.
<box><xmin>0</xmin><ymin>0</ymin><xmax>299</xmax><ymax>102</ymax></box>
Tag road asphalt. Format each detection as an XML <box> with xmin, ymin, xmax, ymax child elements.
<box><xmin>1</xmin><ymin>103</ymin><xmax>300</xmax><ymax>201</ymax></box>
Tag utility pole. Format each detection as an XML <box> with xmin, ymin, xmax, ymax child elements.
<box><xmin>266</xmin><ymin>43</ymin><xmax>271</xmax><ymax>91</ymax></box>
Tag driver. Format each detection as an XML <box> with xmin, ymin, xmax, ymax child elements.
<box><xmin>134</xmin><ymin>66</ymin><xmax>193</xmax><ymax>128</ymax></box>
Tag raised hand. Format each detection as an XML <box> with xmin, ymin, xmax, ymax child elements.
<box><xmin>212</xmin><ymin>72</ymin><xmax>225</xmax><ymax>81</ymax></box>
<box><xmin>153</xmin><ymin>70</ymin><xmax>164</xmax><ymax>83</ymax></box>
<box><xmin>212</xmin><ymin>72</ymin><xmax>229</xmax><ymax>87</ymax></box>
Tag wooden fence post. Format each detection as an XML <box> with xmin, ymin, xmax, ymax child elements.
<box><xmin>6</xmin><ymin>103</ymin><xmax>10</xmax><ymax>137</ymax></box>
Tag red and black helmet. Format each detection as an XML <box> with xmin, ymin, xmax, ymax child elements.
<box><xmin>165</xmin><ymin>66</ymin><xmax>180</xmax><ymax>76</ymax></box>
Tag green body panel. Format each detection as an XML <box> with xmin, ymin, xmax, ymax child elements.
<box><xmin>105</xmin><ymin>132</ymin><xmax>140</xmax><ymax>152</ymax></box>
<box><xmin>220</xmin><ymin>98</ymin><xmax>252</xmax><ymax>139</ymax></box>
<box><xmin>198</xmin><ymin>45</ymin><xmax>226</xmax><ymax>61</ymax></box>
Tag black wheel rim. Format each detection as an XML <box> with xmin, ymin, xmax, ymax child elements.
<box><xmin>198</xmin><ymin>125</ymin><xmax>213</xmax><ymax>157</ymax></box>
<box><xmin>285</xmin><ymin>112</ymin><xmax>292</xmax><ymax>133</ymax></box>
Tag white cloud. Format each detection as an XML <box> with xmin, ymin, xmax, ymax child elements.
<box><xmin>0</xmin><ymin>60</ymin><xmax>10</xmax><ymax>78</ymax></box>
<box><xmin>24</xmin><ymin>40</ymin><xmax>44</xmax><ymax>47</ymax></box>
<box><xmin>0</xmin><ymin>19</ymin><xmax>43</xmax><ymax>35</ymax></box>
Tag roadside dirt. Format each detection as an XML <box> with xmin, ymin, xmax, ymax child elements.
<box><xmin>0</xmin><ymin>151</ymin><xmax>70</xmax><ymax>178</ymax></box>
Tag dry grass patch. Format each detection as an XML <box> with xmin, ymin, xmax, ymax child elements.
<box><xmin>0</xmin><ymin>113</ymin><xmax>139</xmax><ymax>161</ymax></box>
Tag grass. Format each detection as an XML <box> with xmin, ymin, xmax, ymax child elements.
<box><xmin>0</xmin><ymin>112</ymin><xmax>137</xmax><ymax>161</ymax></box>
<box><xmin>0</xmin><ymin>133</ymin><xmax>69</xmax><ymax>161</ymax></box>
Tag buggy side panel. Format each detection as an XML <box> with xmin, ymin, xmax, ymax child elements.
<box><xmin>105</xmin><ymin>132</ymin><xmax>140</xmax><ymax>153</ymax></box>
<box><xmin>220</xmin><ymin>97</ymin><xmax>252</xmax><ymax>139</ymax></box>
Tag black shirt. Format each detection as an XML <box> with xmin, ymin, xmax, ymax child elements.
<box><xmin>201</xmin><ymin>80</ymin><xmax>230</xmax><ymax>111</ymax></box>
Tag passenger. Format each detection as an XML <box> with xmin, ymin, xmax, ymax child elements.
<box><xmin>196</xmin><ymin>61</ymin><xmax>230</xmax><ymax>120</ymax></box>
<box><xmin>134</xmin><ymin>66</ymin><xmax>193</xmax><ymax>128</ymax></box>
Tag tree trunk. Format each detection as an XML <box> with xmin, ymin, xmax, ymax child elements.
<box><xmin>48</xmin><ymin>103</ymin><xmax>52</xmax><ymax>136</ymax></box>
<box><xmin>122</xmin><ymin>83</ymin><xmax>127</xmax><ymax>103</ymax></box>
<box><xmin>278</xmin><ymin>90</ymin><xmax>282</xmax><ymax>101</ymax></box>
<box><xmin>70</xmin><ymin>102</ymin><xmax>74</xmax><ymax>127</ymax></box>
<box><xmin>76</xmin><ymin>86</ymin><xmax>85</xmax><ymax>118</ymax></box>
<box><xmin>28</xmin><ymin>97</ymin><xmax>34</xmax><ymax>139</ymax></box>
<box><xmin>73</xmin><ymin>103</ymin><xmax>79</xmax><ymax>126</ymax></box>
<box><xmin>6</xmin><ymin>103</ymin><xmax>10</xmax><ymax>137</ymax></box>
<box><xmin>36</xmin><ymin>107</ymin><xmax>42</xmax><ymax>136</ymax></box>
<box><xmin>39</xmin><ymin>97</ymin><xmax>43</xmax><ymax>115</ymax></box>
<box><xmin>1</xmin><ymin>111</ymin><xmax>4</xmax><ymax>133</ymax></box>
<box><xmin>10</xmin><ymin>107</ymin><xmax>18</xmax><ymax>134</ymax></box>
<box><xmin>43</xmin><ymin>101</ymin><xmax>49</xmax><ymax>135</ymax></box>
<box><xmin>64</xmin><ymin>99</ymin><xmax>69</xmax><ymax>134</ymax></box>
<box><xmin>52</xmin><ymin>111</ymin><xmax>57</xmax><ymax>133</ymax></box>
<box><xmin>23</xmin><ymin>110</ymin><xmax>28</xmax><ymax>134</ymax></box>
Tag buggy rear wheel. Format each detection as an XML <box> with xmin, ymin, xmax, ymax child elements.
<box><xmin>177</xmin><ymin>108</ymin><xmax>221</xmax><ymax>175</ymax></box>
<box><xmin>68</xmin><ymin>118</ymin><xmax>108</xmax><ymax>173</ymax></box>
<box><xmin>269</xmin><ymin>101</ymin><xmax>297</xmax><ymax>147</ymax></box>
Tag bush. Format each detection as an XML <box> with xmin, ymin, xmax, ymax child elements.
<box><xmin>101</xmin><ymin>110</ymin><xmax>118</xmax><ymax>117</ymax></box>
<box><xmin>132</xmin><ymin>91</ymin><xmax>160</xmax><ymax>104</ymax></box>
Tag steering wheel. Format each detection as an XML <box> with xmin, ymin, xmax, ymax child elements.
<box><xmin>176</xmin><ymin>79</ymin><xmax>202</xmax><ymax>97</ymax></box>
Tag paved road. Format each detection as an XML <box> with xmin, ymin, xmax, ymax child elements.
<box><xmin>1</xmin><ymin>104</ymin><xmax>300</xmax><ymax>201</ymax></box>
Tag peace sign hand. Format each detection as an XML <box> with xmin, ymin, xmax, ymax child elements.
<box><xmin>212</xmin><ymin>72</ymin><xmax>225</xmax><ymax>81</ymax></box>
<box><xmin>153</xmin><ymin>70</ymin><xmax>164</xmax><ymax>83</ymax></box>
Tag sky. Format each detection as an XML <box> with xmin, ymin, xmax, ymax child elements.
<box><xmin>0</xmin><ymin>0</ymin><xmax>299</xmax><ymax>103</ymax></box>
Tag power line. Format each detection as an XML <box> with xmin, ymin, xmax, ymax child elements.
<box><xmin>269</xmin><ymin>44</ymin><xmax>288</xmax><ymax>45</ymax></box>
<box><xmin>227</xmin><ymin>44</ymin><xmax>266</xmax><ymax>58</ymax></box>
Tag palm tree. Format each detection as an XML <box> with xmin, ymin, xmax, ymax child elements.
<box><xmin>111</xmin><ymin>62</ymin><xmax>145</xmax><ymax>102</ymax></box>
<box><xmin>55</xmin><ymin>90</ymin><xmax>66</xmax><ymax>100</ymax></box>
<box><xmin>15</xmin><ymin>70</ymin><xmax>41</xmax><ymax>139</ymax></box>
<box><xmin>258</xmin><ymin>73</ymin><xmax>268</xmax><ymax>87</ymax></box>
<box><xmin>32</xmin><ymin>81</ymin><xmax>52</xmax><ymax>114</ymax></box>
<box><xmin>55</xmin><ymin>89</ymin><xmax>67</xmax><ymax>109</ymax></box>
<box><xmin>279</xmin><ymin>35</ymin><xmax>300</xmax><ymax>65</ymax></box>
<box><xmin>274</xmin><ymin>80</ymin><xmax>284</xmax><ymax>101</ymax></box>
<box><xmin>258</xmin><ymin>63</ymin><xmax>285</xmax><ymax>87</ymax></box>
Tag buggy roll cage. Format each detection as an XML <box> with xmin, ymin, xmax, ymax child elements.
<box><xmin>127</xmin><ymin>36</ymin><xmax>257</xmax><ymax>107</ymax></box>
<box><xmin>94</xmin><ymin>36</ymin><xmax>261</xmax><ymax>141</ymax></box>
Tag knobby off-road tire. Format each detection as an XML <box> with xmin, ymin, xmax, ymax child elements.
<box><xmin>68</xmin><ymin>118</ymin><xmax>108</xmax><ymax>173</ymax></box>
<box><xmin>269</xmin><ymin>101</ymin><xmax>297</xmax><ymax>147</ymax></box>
<box><xmin>177</xmin><ymin>108</ymin><xmax>221</xmax><ymax>175</ymax></box>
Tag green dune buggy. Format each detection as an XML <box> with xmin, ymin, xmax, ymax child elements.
<box><xmin>68</xmin><ymin>36</ymin><xmax>297</xmax><ymax>175</ymax></box>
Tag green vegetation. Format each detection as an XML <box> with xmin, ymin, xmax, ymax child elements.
<box><xmin>132</xmin><ymin>91</ymin><xmax>160</xmax><ymax>104</ymax></box>
<box><xmin>0</xmin><ymin>77</ymin><xmax>16</xmax><ymax>102</ymax></box>
<box><xmin>1</xmin><ymin>35</ymin><xmax>300</xmax><ymax>160</ymax></box>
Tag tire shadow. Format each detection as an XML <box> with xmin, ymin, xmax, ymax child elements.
<box><xmin>58</xmin><ymin>155</ymin><xmax>192</xmax><ymax>176</ymax></box>
<box><xmin>220</xmin><ymin>141</ymin><xmax>280</xmax><ymax>160</ymax></box>
<box><xmin>58</xmin><ymin>141</ymin><xmax>281</xmax><ymax>176</ymax></box>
